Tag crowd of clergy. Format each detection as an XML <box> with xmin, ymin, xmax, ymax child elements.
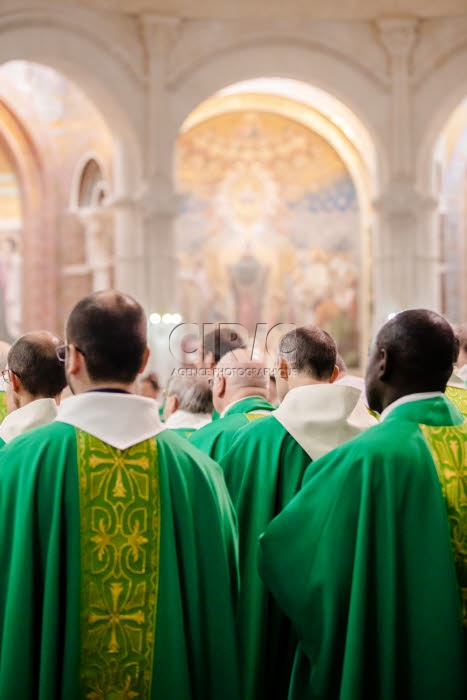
<box><xmin>0</xmin><ymin>289</ymin><xmax>465</xmax><ymax>699</ymax></box>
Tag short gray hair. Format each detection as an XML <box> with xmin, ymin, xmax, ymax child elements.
<box><xmin>166</xmin><ymin>376</ymin><xmax>213</xmax><ymax>414</ymax></box>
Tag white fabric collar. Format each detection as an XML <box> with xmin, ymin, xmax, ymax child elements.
<box><xmin>220</xmin><ymin>395</ymin><xmax>267</xmax><ymax>418</ymax></box>
<box><xmin>448</xmin><ymin>369</ymin><xmax>467</xmax><ymax>388</ymax></box>
<box><xmin>380</xmin><ymin>392</ymin><xmax>444</xmax><ymax>422</ymax></box>
<box><xmin>335</xmin><ymin>374</ymin><xmax>365</xmax><ymax>392</ymax></box>
<box><xmin>273</xmin><ymin>383</ymin><xmax>374</xmax><ymax>461</ymax></box>
<box><xmin>56</xmin><ymin>392</ymin><xmax>165</xmax><ymax>449</ymax></box>
<box><xmin>0</xmin><ymin>398</ymin><xmax>58</xmax><ymax>443</ymax></box>
<box><xmin>164</xmin><ymin>409</ymin><xmax>212</xmax><ymax>431</ymax></box>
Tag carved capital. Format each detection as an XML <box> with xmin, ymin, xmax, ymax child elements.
<box><xmin>135</xmin><ymin>176</ymin><xmax>181</xmax><ymax>220</ymax></box>
<box><xmin>378</xmin><ymin>18</ymin><xmax>418</xmax><ymax>62</ymax></box>
<box><xmin>374</xmin><ymin>176</ymin><xmax>437</xmax><ymax>220</ymax></box>
<box><xmin>140</xmin><ymin>14</ymin><xmax>181</xmax><ymax>60</ymax></box>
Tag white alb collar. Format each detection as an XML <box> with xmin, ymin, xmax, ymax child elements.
<box><xmin>164</xmin><ymin>409</ymin><xmax>212</xmax><ymax>431</ymax></box>
<box><xmin>56</xmin><ymin>392</ymin><xmax>165</xmax><ymax>449</ymax></box>
<box><xmin>0</xmin><ymin>398</ymin><xmax>58</xmax><ymax>443</ymax></box>
<box><xmin>448</xmin><ymin>369</ymin><xmax>467</xmax><ymax>388</ymax></box>
<box><xmin>379</xmin><ymin>392</ymin><xmax>444</xmax><ymax>422</ymax></box>
<box><xmin>273</xmin><ymin>383</ymin><xmax>373</xmax><ymax>461</ymax></box>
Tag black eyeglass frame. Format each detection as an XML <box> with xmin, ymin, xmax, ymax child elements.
<box><xmin>1</xmin><ymin>368</ymin><xmax>21</xmax><ymax>383</ymax></box>
<box><xmin>55</xmin><ymin>344</ymin><xmax>86</xmax><ymax>363</ymax></box>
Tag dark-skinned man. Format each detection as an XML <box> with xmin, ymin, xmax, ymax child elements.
<box><xmin>260</xmin><ymin>309</ymin><xmax>466</xmax><ymax>700</ymax></box>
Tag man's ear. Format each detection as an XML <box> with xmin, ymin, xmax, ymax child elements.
<box><xmin>163</xmin><ymin>394</ymin><xmax>179</xmax><ymax>420</ymax></box>
<box><xmin>377</xmin><ymin>348</ymin><xmax>390</xmax><ymax>380</ymax></box>
<box><xmin>10</xmin><ymin>371</ymin><xmax>21</xmax><ymax>394</ymax></box>
<box><xmin>329</xmin><ymin>365</ymin><xmax>339</xmax><ymax>383</ymax></box>
<box><xmin>216</xmin><ymin>375</ymin><xmax>226</xmax><ymax>398</ymax></box>
<box><xmin>278</xmin><ymin>356</ymin><xmax>289</xmax><ymax>380</ymax></box>
<box><xmin>138</xmin><ymin>346</ymin><xmax>150</xmax><ymax>375</ymax></box>
<box><xmin>67</xmin><ymin>344</ymin><xmax>83</xmax><ymax>376</ymax></box>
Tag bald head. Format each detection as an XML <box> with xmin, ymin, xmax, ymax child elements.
<box><xmin>66</xmin><ymin>290</ymin><xmax>147</xmax><ymax>384</ymax></box>
<box><xmin>365</xmin><ymin>309</ymin><xmax>458</xmax><ymax>414</ymax></box>
<box><xmin>8</xmin><ymin>331</ymin><xmax>66</xmax><ymax>398</ymax></box>
<box><xmin>213</xmin><ymin>349</ymin><xmax>269</xmax><ymax>413</ymax></box>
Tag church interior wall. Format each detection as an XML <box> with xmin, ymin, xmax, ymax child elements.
<box><xmin>0</xmin><ymin>4</ymin><xmax>466</xmax><ymax>363</ymax></box>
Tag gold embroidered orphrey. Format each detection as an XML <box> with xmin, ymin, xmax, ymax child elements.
<box><xmin>77</xmin><ymin>429</ymin><xmax>161</xmax><ymax>699</ymax></box>
<box><xmin>446</xmin><ymin>385</ymin><xmax>467</xmax><ymax>419</ymax></box>
<box><xmin>421</xmin><ymin>423</ymin><xmax>467</xmax><ymax>627</ymax></box>
<box><xmin>245</xmin><ymin>412</ymin><xmax>268</xmax><ymax>423</ymax></box>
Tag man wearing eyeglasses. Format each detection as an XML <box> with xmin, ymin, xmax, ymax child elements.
<box><xmin>0</xmin><ymin>290</ymin><xmax>239</xmax><ymax>700</ymax></box>
<box><xmin>0</xmin><ymin>331</ymin><xmax>66</xmax><ymax>445</ymax></box>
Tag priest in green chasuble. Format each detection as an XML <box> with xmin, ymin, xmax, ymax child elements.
<box><xmin>220</xmin><ymin>326</ymin><xmax>376</xmax><ymax>700</ymax></box>
<box><xmin>163</xmin><ymin>374</ymin><xmax>213</xmax><ymax>438</ymax></box>
<box><xmin>0</xmin><ymin>291</ymin><xmax>240</xmax><ymax>700</ymax></box>
<box><xmin>260</xmin><ymin>309</ymin><xmax>467</xmax><ymax>700</ymax></box>
<box><xmin>0</xmin><ymin>331</ymin><xmax>67</xmax><ymax>446</ymax></box>
<box><xmin>189</xmin><ymin>348</ymin><xmax>274</xmax><ymax>461</ymax></box>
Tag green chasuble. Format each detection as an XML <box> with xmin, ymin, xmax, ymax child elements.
<box><xmin>0</xmin><ymin>423</ymin><xmax>240</xmax><ymax>700</ymax></box>
<box><xmin>259</xmin><ymin>395</ymin><xmax>467</xmax><ymax>700</ymax></box>
<box><xmin>169</xmin><ymin>427</ymin><xmax>195</xmax><ymax>438</ymax></box>
<box><xmin>220</xmin><ymin>415</ymin><xmax>311</xmax><ymax>700</ymax></box>
<box><xmin>189</xmin><ymin>395</ymin><xmax>274</xmax><ymax>462</ymax></box>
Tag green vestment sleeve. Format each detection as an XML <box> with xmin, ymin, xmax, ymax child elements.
<box><xmin>259</xmin><ymin>399</ymin><xmax>466</xmax><ymax>700</ymax></box>
<box><xmin>220</xmin><ymin>415</ymin><xmax>311</xmax><ymax>700</ymax></box>
<box><xmin>0</xmin><ymin>422</ymin><xmax>240</xmax><ymax>700</ymax></box>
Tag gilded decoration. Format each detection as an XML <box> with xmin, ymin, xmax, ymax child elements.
<box><xmin>446</xmin><ymin>386</ymin><xmax>467</xmax><ymax>418</ymax></box>
<box><xmin>77</xmin><ymin>429</ymin><xmax>161</xmax><ymax>699</ymax></box>
<box><xmin>176</xmin><ymin>103</ymin><xmax>360</xmax><ymax>364</ymax></box>
<box><xmin>421</xmin><ymin>423</ymin><xmax>467</xmax><ymax>626</ymax></box>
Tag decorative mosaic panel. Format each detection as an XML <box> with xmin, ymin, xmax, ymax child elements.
<box><xmin>176</xmin><ymin>109</ymin><xmax>360</xmax><ymax>364</ymax></box>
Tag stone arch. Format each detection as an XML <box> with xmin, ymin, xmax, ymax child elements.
<box><xmin>70</xmin><ymin>152</ymin><xmax>110</xmax><ymax>210</ymax></box>
<box><xmin>0</xmin><ymin>16</ymin><xmax>144</xmax><ymax>192</ymax></box>
<box><xmin>173</xmin><ymin>76</ymin><xmax>380</xmax><ymax>362</ymax></box>
<box><xmin>168</xmin><ymin>40</ymin><xmax>388</xmax><ymax>189</ymax></box>
<box><xmin>0</xmin><ymin>95</ymin><xmax>55</xmax><ymax>334</ymax></box>
<box><xmin>415</xmin><ymin>44</ymin><xmax>467</xmax><ymax>194</ymax></box>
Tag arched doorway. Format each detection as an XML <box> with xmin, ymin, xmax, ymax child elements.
<box><xmin>174</xmin><ymin>78</ymin><xmax>375</xmax><ymax>367</ymax></box>
<box><xmin>0</xmin><ymin>60</ymin><xmax>115</xmax><ymax>336</ymax></box>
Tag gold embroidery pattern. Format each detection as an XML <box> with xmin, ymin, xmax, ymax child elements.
<box><xmin>77</xmin><ymin>430</ymin><xmax>161</xmax><ymax>699</ymax></box>
<box><xmin>421</xmin><ymin>423</ymin><xmax>467</xmax><ymax>627</ymax></box>
<box><xmin>446</xmin><ymin>386</ymin><xmax>467</xmax><ymax>419</ymax></box>
<box><xmin>245</xmin><ymin>412</ymin><xmax>266</xmax><ymax>423</ymax></box>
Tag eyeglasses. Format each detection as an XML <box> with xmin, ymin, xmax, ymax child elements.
<box><xmin>55</xmin><ymin>344</ymin><xmax>86</xmax><ymax>363</ymax></box>
<box><xmin>1</xmin><ymin>368</ymin><xmax>20</xmax><ymax>383</ymax></box>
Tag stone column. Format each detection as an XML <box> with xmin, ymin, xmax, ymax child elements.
<box><xmin>140</xmin><ymin>14</ymin><xmax>181</xmax><ymax>316</ymax></box>
<box><xmin>80</xmin><ymin>208</ymin><xmax>115</xmax><ymax>291</ymax></box>
<box><xmin>106</xmin><ymin>195</ymin><xmax>147</xmax><ymax>305</ymax></box>
<box><xmin>373</xmin><ymin>20</ymin><xmax>440</xmax><ymax>331</ymax></box>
